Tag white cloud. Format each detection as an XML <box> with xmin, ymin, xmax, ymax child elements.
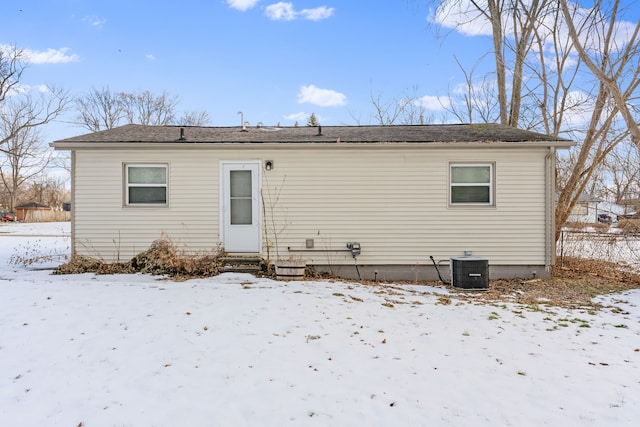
<box><xmin>2</xmin><ymin>83</ymin><xmax>49</xmax><ymax>98</ymax></box>
<box><xmin>82</xmin><ymin>15</ymin><xmax>106</xmax><ymax>28</ymax></box>
<box><xmin>428</xmin><ymin>1</ymin><xmax>490</xmax><ymax>36</ymax></box>
<box><xmin>227</xmin><ymin>0</ymin><xmax>260</xmax><ymax>11</ymax></box>
<box><xmin>284</xmin><ymin>112</ymin><xmax>308</xmax><ymax>121</ymax></box>
<box><xmin>266</xmin><ymin>2</ymin><xmax>334</xmax><ymax>21</ymax></box>
<box><xmin>265</xmin><ymin>2</ymin><xmax>296</xmax><ymax>20</ymax></box>
<box><xmin>299</xmin><ymin>6</ymin><xmax>334</xmax><ymax>21</ymax></box>
<box><xmin>16</xmin><ymin>47</ymin><xmax>79</xmax><ymax>64</ymax></box>
<box><xmin>415</xmin><ymin>95</ymin><xmax>451</xmax><ymax>111</ymax></box>
<box><xmin>7</xmin><ymin>84</ymin><xmax>31</xmax><ymax>96</ymax></box>
<box><xmin>297</xmin><ymin>84</ymin><xmax>346</xmax><ymax>107</ymax></box>
<box><xmin>145</xmin><ymin>54</ymin><xmax>156</xmax><ymax>60</ymax></box>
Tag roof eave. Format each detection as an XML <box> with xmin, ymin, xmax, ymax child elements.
<box><xmin>50</xmin><ymin>140</ymin><xmax>576</xmax><ymax>150</ymax></box>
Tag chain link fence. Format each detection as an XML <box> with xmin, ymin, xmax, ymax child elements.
<box><xmin>558</xmin><ymin>229</ymin><xmax>640</xmax><ymax>272</ymax></box>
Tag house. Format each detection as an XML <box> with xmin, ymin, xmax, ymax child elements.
<box><xmin>52</xmin><ymin>123</ymin><xmax>574</xmax><ymax>280</ymax></box>
<box><xmin>566</xmin><ymin>193</ymin><xmax>604</xmax><ymax>224</ymax></box>
<box><xmin>566</xmin><ymin>194</ymin><xmax>624</xmax><ymax>224</ymax></box>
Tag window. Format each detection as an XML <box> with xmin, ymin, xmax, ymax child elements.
<box><xmin>230</xmin><ymin>170</ymin><xmax>253</xmax><ymax>225</ymax></box>
<box><xmin>125</xmin><ymin>164</ymin><xmax>168</xmax><ymax>205</ymax></box>
<box><xmin>450</xmin><ymin>163</ymin><xmax>494</xmax><ymax>205</ymax></box>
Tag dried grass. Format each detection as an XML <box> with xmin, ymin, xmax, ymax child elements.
<box><xmin>451</xmin><ymin>257</ymin><xmax>640</xmax><ymax>309</ymax></box>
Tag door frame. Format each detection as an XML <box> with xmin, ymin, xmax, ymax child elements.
<box><xmin>219</xmin><ymin>160</ymin><xmax>262</xmax><ymax>253</ymax></box>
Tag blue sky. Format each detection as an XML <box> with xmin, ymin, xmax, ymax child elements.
<box><xmin>2</xmin><ymin>0</ymin><xmax>491</xmax><ymax>141</ymax></box>
<box><xmin>4</xmin><ymin>1</ymin><xmax>637</xmax><ymax>142</ymax></box>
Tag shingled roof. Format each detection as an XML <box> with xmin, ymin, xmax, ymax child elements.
<box><xmin>53</xmin><ymin>123</ymin><xmax>572</xmax><ymax>145</ymax></box>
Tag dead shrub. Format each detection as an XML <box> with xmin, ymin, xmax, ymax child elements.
<box><xmin>564</xmin><ymin>221</ymin><xmax>587</xmax><ymax>230</ymax></box>
<box><xmin>592</xmin><ymin>222</ymin><xmax>610</xmax><ymax>232</ymax></box>
<box><xmin>54</xmin><ymin>255</ymin><xmax>131</xmax><ymax>275</ymax></box>
<box><xmin>618</xmin><ymin>219</ymin><xmax>640</xmax><ymax>235</ymax></box>
<box><xmin>55</xmin><ymin>239</ymin><xmax>223</xmax><ymax>279</ymax></box>
<box><xmin>130</xmin><ymin>239</ymin><xmax>181</xmax><ymax>276</ymax></box>
<box><xmin>129</xmin><ymin>239</ymin><xmax>222</xmax><ymax>278</ymax></box>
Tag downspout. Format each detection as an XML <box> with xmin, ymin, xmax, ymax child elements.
<box><xmin>70</xmin><ymin>150</ymin><xmax>76</xmax><ymax>257</ymax></box>
<box><xmin>545</xmin><ymin>146</ymin><xmax>556</xmax><ymax>273</ymax></box>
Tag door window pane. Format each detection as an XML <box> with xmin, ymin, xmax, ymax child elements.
<box><xmin>230</xmin><ymin>171</ymin><xmax>252</xmax><ymax>197</ymax></box>
<box><xmin>230</xmin><ymin>170</ymin><xmax>252</xmax><ymax>225</ymax></box>
<box><xmin>231</xmin><ymin>199</ymin><xmax>252</xmax><ymax>224</ymax></box>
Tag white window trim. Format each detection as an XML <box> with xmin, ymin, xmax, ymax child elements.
<box><xmin>124</xmin><ymin>163</ymin><xmax>169</xmax><ymax>206</ymax></box>
<box><xmin>449</xmin><ymin>162</ymin><xmax>495</xmax><ymax>206</ymax></box>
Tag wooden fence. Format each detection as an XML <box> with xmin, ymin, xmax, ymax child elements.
<box><xmin>20</xmin><ymin>210</ymin><xmax>71</xmax><ymax>223</ymax></box>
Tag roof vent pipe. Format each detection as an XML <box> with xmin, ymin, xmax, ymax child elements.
<box><xmin>238</xmin><ymin>111</ymin><xmax>248</xmax><ymax>132</ymax></box>
<box><xmin>178</xmin><ymin>127</ymin><xmax>186</xmax><ymax>141</ymax></box>
<box><xmin>317</xmin><ymin>125</ymin><xmax>322</xmax><ymax>136</ymax></box>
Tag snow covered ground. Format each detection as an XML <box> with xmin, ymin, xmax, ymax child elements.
<box><xmin>1</xmin><ymin>222</ymin><xmax>639</xmax><ymax>426</ymax></box>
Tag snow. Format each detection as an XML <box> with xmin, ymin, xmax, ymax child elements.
<box><xmin>1</xmin><ymin>222</ymin><xmax>640</xmax><ymax>426</ymax></box>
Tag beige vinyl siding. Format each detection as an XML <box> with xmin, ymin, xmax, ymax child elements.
<box><xmin>262</xmin><ymin>147</ymin><xmax>546</xmax><ymax>266</ymax></box>
<box><xmin>73</xmin><ymin>150</ymin><xmax>221</xmax><ymax>261</ymax></box>
<box><xmin>72</xmin><ymin>145</ymin><xmax>547</xmax><ymax>266</ymax></box>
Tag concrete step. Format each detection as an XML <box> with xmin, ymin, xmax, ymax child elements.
<box><xmin>220</xmin><ymin>256</ymin><xmax>264</xmax><ymax>274</ymax></box>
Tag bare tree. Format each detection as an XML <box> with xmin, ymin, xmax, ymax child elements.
<box><xmin>370</xmin><ymin>91</ymin><xmax>404</xmax><ymax>125</ymax></box>
<box><xmin>432</xmin><ymin>0</ymin><xmax>548</xmax><ymax>126</ymax></box>
<box><xmin>51</xmin><ymin>150</ymin><xmax>71</xmax><ymax>174</ymax></box>
<box><xmin>75</xmin><ymin>86</ymin><xmax>125</xmax><ymax>132</ymax></box>
<box><xmin>75</xmin><ymin>88</ymin><xmax>211</xmax><ymax>130</ymax></box>
<box><xmin>552</xmin><ymin>0</ymin><xmax>639</xmax><ymax>237</ymax></box>
<box><xmin>0</xmin><ymin>45</ymin><xmax>69</xmax><ymax>211</ymax></box>
<box><xmin>559</xmin><ymin>0</ymin><xmax>640</xmax><ymax>146</ymax></box>
<box><xmin>600</xmin><ymin>142</ymin><xmax>640</xmax><ymax>203</ymax></box>
<box><xmin>0</xmin><ymin>86</ymin><xmax>69</xmax><ymax>152</ymax></box>
<box><xmin>0</xmin><ymin>46</ymin><xmax>25</xmax><ymax>105</ymax></box>
<box><xmin>122</xmin><ymin>90</ymin><xmax>177</xmax><ymax>126</ymax></box>
<box><xmin>0</xmin><ymin>107</ymin><xmax>52</xmax><ymax>211</ymax></box>
<box><xmin>444</xmin><ymin>54</ymin><xmax>500</xmax><ymax>123</ymax></box>
<box><xmin>25</xmin><ymin>175</ymin><xmax>69</xmax><ymax>208</ymax></box>
<box><xmin>369</xmin><ymin>86</ymin><xmax>428</xmax><ymax>125</ymax></box>
<box><xmin>175</xmin><ymin>110</ymin><xmax>211</xmax><ymax>126</ymax></box>
<box><xmin>1</xmin><ymin>46</ymin><xmax>70</xmax><ymax>151</ymax></box>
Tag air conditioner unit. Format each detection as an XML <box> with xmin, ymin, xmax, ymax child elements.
<box><xmin>450</xmin><ymin>256</ymin><xmax>489</xmax><ymax>290</ymax></box>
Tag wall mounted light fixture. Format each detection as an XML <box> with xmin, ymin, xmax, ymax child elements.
<box><xmin>265</xmin><ymin>160</ymin><xmax>273</xmax><ymax>170</ymax></box>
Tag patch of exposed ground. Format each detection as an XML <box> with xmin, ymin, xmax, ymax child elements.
<box><xmin>447</xmin><ymin>257</ymin><xmax>640</xmax><ymax>309</ymax></box>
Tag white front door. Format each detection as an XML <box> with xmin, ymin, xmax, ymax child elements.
<box><xmin>221</xmin><ymin>162</ymin><xmax>261</xmax><ymax>253</ymax></box>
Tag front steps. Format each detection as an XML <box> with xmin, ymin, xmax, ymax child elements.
<box><xmin>220</xmin><ymin>256</ymin><xmax>265</xmax><ymax>274</ymax></box>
